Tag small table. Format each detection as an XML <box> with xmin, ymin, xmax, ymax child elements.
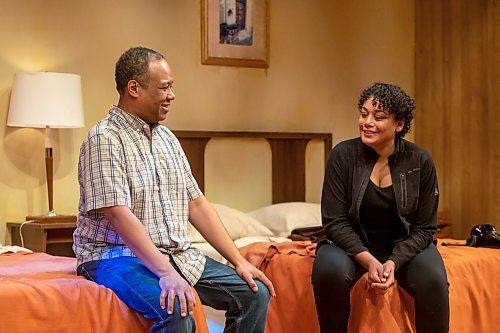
<box><xmin>8</xmin><ymin>218</ymin><xmax>77</xmax><ymax>257</ymax></box>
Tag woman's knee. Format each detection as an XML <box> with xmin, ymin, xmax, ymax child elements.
<box><xmin>401</xmin><ymin>247</ymin><xmax>449</xmax><ymax>296</ymax></box>
<box><xmin>412</xmin><ymin>269</ymin><xmax>449</xmax><ymax>296</ymax></box>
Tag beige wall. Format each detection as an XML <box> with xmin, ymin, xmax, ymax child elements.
<box><xmin>0</xmin><ymin>0</ymin><xmax>414</xmax><ymax>243</ymax></box>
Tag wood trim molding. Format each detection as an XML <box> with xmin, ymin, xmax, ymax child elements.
<box><xmin>173</xmin><ymin>131</ymin><xmax>332</xmax><ymax>204</ymax></box>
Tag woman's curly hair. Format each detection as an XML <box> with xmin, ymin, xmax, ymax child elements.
<box><xmin>357</xmin><ymin>82</ymin><xmax>415</xmax><ymax>138</ymax></box>
<box><xmin>115</xmin><ymin>46</ymin><xmax>164</xmax><ymax>93</ymax></box>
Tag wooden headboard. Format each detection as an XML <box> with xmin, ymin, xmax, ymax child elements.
<box><xmin>173</xmin><ymin>131</ymin><xmax>333</xmax><ymax>204</ymax></box>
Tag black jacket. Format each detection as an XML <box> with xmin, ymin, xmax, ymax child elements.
<box><xmin>321</xmin><ymin>137</ymin><xmax>439</xmax><ymax>270</ymax></box>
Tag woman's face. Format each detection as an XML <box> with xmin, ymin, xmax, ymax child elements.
<box><xmin>358</xmin><ymin>96</ymin><xmax>404</xmax><ymax>152</ymax></box>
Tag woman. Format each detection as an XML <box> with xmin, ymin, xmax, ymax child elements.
<box><xmin>312</xmin><ymin>82</ymin><xmax>449</xmax><ymax>333</ymax></box>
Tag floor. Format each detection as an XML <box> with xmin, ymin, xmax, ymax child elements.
<box><xmin>203</xmin><ymin>306</ymin><xmax>225</xmax><ymax>333</ymax></box>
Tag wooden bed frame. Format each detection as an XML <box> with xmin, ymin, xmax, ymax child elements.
<box><xmin>173</xmin><ymin>131</ymin><xmax>333</xmax><ymax>204</ymax></box>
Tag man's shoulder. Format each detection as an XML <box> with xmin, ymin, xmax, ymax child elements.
<box><xmin>86</xmin><ymin>110</ymin><xmax>126</xmax><ymax>138</ymax></box>
<box><xmin>84</xmin><ymin>119</ymin><xmax>116</xmax><ymax>142</ymax></box>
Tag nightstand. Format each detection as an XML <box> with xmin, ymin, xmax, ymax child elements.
<box><xmin>7</xmin><ymin>218</ymin><xmax>77</xmax><ymax>257</ymax></box>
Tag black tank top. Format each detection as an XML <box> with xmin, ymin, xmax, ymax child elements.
<box><xmin>360</xmin><ymin>180</ymin><xmax>406</xmax><ymax>249</ymax></box>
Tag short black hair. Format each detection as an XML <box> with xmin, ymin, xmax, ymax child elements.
<box><xmin>358</xmin><ymin>82</ymin><xmax>415</xmax><ymax>138</ymax></box>
<box><xmin>115</xmin><ymin>47</ymin><xmax>164</xmax><ymax>93</ymax></box>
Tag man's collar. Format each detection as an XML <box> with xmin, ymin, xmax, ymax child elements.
<box><xmin>109</xmin><ymin>106</ymin><xmax>157</xmax><ymax>139</ymax></box>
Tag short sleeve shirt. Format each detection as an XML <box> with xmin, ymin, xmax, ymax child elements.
<box><xmin>73</xmin><ymin>106</ymin><xmax>206</xmax><ymax>285</ymax></box>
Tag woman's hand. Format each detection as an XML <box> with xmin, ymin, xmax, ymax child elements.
<box><xmin>354</xmin><ymin>251</ymin><xmax>395</xmax><ymax>294</ymax></box>
<box><xmin>355</xmin><ymin>251</ymin><xmax>385</xmax><ymax>285</ymax></box>
<box><xmin>370</xmin><ymin>260</ymin><xmax>396</xmax><ymax>295</ymax></box>
<box><xmin>367</xmin><ymin>259</ymin><xmax>385</xmax><ymax>285</ymax></box>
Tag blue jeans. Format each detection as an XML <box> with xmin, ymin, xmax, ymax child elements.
<box><xmin>78</xmin><ymin>256</ymin><xmax>270</xmax><ymax>333</ymax></box>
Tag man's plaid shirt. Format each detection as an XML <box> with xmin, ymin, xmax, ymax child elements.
<box><xmin>73</xmin><ymin>106</ymin><xmax>206</xmax><ymax>285</ymax></box>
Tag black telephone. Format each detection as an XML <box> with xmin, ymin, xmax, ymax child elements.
<box><xmin>466</xmin><ymin>224</ymin><xmax>500</xmax><ymax>249</ymax></box>
<box><xmin>441</xmin><ymin>224</ymin><xmax>500</xmax><ymax>249</ymax></box>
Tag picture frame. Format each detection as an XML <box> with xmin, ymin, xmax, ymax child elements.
<box><xmin>202</xmin><ymin>0</ymin><xmax>269</xmax><ymax>68</ymax></box>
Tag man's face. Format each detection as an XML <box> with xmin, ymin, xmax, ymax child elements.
<box><xmin>136</xmin><ymin>59</ymin><xmax>175</xmax><ymax>123</ymax></box>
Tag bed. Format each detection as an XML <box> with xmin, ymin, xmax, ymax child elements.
<box><xmin>187</xmin><ymin>204</ymin><xmax>500</xmax><ymax>333</ymax></box>
<box><xmin>0</xmin><ymin>251</ymin><xmax>209</xmax><ymax>333</ymax></box>
<box><xmin>174</xmin><ymin>131</ymin><xmax>500</xmax><ymax>333</ymax></box>
<box><xmin>3</xmin><ymin>130</ymin><xmax>498</xmax><ymax>333</ymax></box>
<box><xmin>238</xmin><ymin>239</ymin><xmax>500</xmax><ymax>333</ymax></box>
<box><xmin>0</xmin><ymin>130</ymin><xmax>331</xmax><ymax>333</ymax></box>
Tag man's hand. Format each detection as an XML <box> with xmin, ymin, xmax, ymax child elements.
<box><xmin>158</xmin><ymin>270</ymin><xmax>196</xmax><ymax>317</ymax></box>
<box><xmin>235</xmin><ymin>260</ymin><xmax>276</xmax><ymax>297</ymax></box>
<box><xmin>188</xmin><ymin>197</ymin><xmax>276</xmax><ymax>297</ymax></box>
<box><xmin>102</xmin><ymin>206</ymin><xmax>196</xmax><ymax>316</ymax></box>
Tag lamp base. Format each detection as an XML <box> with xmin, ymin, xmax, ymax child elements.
<box><xmin>26</xmin><ymin>214</ymin><xmax>77</xmax><ymax>223</ymax></box>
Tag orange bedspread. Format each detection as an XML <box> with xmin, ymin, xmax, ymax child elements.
<box><xmin>0</xmin><ymin>252</ymin><xmax>208</xmax><ymax>333</ymax></box>
<box><xmin>239</xmin><ymin>240</ymin><xmax>500</xmax><ymax>333</ymax></box>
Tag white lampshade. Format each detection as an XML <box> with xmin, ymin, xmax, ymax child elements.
<box><xmin>8</xmin><ymin>71</ymin><xmax>84</xmax><ymax>128</ymax></box>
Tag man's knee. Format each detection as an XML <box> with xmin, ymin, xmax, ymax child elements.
<box><xmin>254</xmin><ymin>280</ymin><xmax>271</xmax><ymax>304</ymax></box>
<box><xmin>238</xmin><ymin>280</ymin><xmax>270</xmax><ymax>308</ymax></box>
<box><xmin>231</xmin><ymin>280</ymin><xmax>270</xmax><ymax>317</ymax></box>
<box><xmin>153</xmin><ymin>299</ymin><xmax>196</xmax><ymax>333</ymax></box>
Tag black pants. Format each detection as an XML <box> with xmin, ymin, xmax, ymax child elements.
<box><xmin>311</xmin><ymin>243</ymin><xmax>449</xmax><ymax>333</ymax></box>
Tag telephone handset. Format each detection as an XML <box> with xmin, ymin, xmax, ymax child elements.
<box><xmin>467</xmin><ymin>224</ymin><xmax>500</xmax><ymax>249</ymax></box>
<box><xmin>441</xmin><ymin>224</ymin><xmax>500</xmax><ymax>249</ymax></box>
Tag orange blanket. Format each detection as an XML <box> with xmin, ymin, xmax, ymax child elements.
<box><xmin>0</xmin><ymin>252</ymin><xmax>208</xmax><ymax>333</ymax></box>
<box><xmin>239</xmin><ymin>240</ymin><xmax>500</xmax><ymax>333</ymax></box>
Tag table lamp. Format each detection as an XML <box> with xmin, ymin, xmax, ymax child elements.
<box><xmin>7</xmin><ymin>71</ymin><xmax>84</xmax><ymax>223</ymax></box>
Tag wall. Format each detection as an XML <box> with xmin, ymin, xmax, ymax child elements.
<box><xmin>0</xmin><ymin>0</ymin><xmax>415</xmax><ymax>243</ymax></box>
<box><xmin>415</xmin><ymin>0</ymin><xmax>499</xmax><ymax>238</ymax></box>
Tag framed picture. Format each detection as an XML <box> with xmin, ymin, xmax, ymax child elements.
<box><xmin>202</xmin><ymin>0</ymin><xmax>269</xmax><ymax>68</ymax></box>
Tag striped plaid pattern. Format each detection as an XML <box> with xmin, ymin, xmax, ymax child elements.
<box><xmin>73</xmin><ymin>106</ymin><xmax>206</xmax><ymax>285</ymax></box>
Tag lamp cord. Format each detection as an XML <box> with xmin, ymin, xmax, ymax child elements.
<box><xmin>19</xmin><ymin>220</ymin><xmax>34</xmax><ymax>248</ymax></box>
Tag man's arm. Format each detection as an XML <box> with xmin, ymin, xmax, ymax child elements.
<box><xmin>103</xmin><ymin>205</ymin><xmax>195</xmax><ymax>316</ymax></box>
<box><xmin>188</xmin><ymin>196</ymin><xmax>276</xmax><ymax>297</ymax></box>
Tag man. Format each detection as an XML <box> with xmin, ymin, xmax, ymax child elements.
<box><xmin>73</xmin><ymin>46</ymin><xmax>275</xmax><ymax>333</ymax></box>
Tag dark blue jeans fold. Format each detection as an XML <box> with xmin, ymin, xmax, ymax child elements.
<box><xmin>78</xmin><ymin>256</ymin><xmax>270</xmax><ymax>333</ymax></box>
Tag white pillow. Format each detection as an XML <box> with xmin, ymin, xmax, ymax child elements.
<box><xmin>247</xmin><ymin>202</ymin><xmax>322</xmax><ymax>237</ymax></box>
<box><xmin>187</xmin><ymin>203</ymin><xmax>274</xmax><ymax>242</ymax></box>
<box><xmin>191</xmin><ymin>242</ymin><xmax>225</xmax><ymax>263</ymax></box>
